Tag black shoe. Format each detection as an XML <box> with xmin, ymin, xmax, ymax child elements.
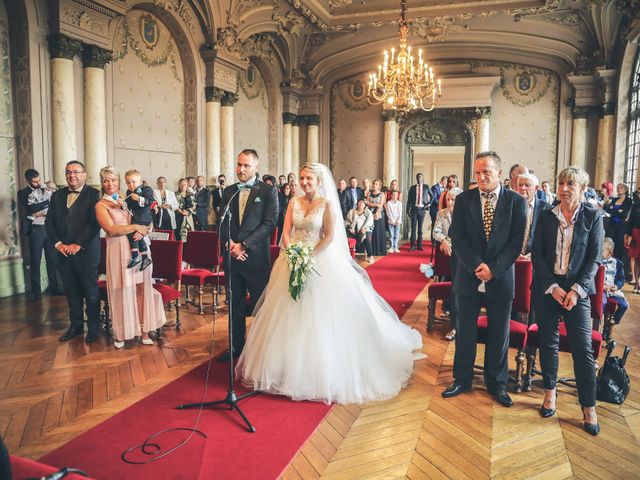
<box><xmin>539</xmin><ymin>391</ymin><xmax>557</xmax><ymax>418</ymax></box>
<box><xmin>409</xmin><ymin>245</ymin><xmax>416</xmax><ymax>251</ymax></box>
<box><xmin>441</xmin><ymin>383</ymin><xmax>471</xmax><ymax>398</ymax></box>
<box><xmin>584</xmin><ymin>422</ymin><xmax>600</xmax><ymax>436</ymax></box>
<box><xmin>139</xmin><ymin>256</ymin><xmax>152</xmax><ymax>271</ymax></box>
<box><xmin>85</xmin><ymin>332</ymin><xmax>99</xmax><ymax>343</ymax></box>
<box><xmin>127</xmin><ymin>256</ymin><xmax>142</xmax><ymax>269</ymax></box>
<box><xmin>494</xmin><ymin>390</ymin><xmax>513</xmax><ymax>407</ymax></box>
<box><xmin>59</xmin><ymin>328</ymin><xmax>83</xmax><ymax>342</ymax></box>
<box><xmin>417</xmin><ymin>245</ymin><xmax>424</xmax><ymax>251</ymax></box>
<box><xmin>216</xmin><ymin>347</ymin><xmax>243</xmax><ymax>363</ymax></box>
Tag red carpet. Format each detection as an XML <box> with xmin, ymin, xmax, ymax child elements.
<box><xmin>366</xmin><ymin>242</ymin><xmax>432</xmax><ymax>318</ymax></box>
<box><xmin>33</xmin><ymin>243</ymin><xmax>430</xmax><ymax>480</ymax></box>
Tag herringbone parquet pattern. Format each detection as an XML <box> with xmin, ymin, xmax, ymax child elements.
<box><xmin>1</xmin><ymin>275</ymin><xmax>640</xmax><ymax>479</ymax></box>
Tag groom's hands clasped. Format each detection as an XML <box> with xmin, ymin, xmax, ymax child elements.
<box><xmin>229</xmin><ymin>240</ymin><xmax>248</xmax><ymax>262</ymax></box>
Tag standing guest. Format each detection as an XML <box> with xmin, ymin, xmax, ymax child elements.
<box><xmin>217</xmin><ymin>149</ymin><xmax>278</xmax><ymax>362</ymax></box>
<box><xmin>406</xmin><ymin>173</ymin><xmax>432</xmax><ymax>251</ymax></box>
<box><xmin>277</xmin><ymin>183</ymin><xmax>291</xmax><ymax>244</ymax></box>
<box><xmin>604</xmin><ymin>183</ymin><xmax>632</xmax><ymax>260</ymax></box>
<box><xmin>287</xmin><ymin>172</ymin><xmax>296</xmax><ymax>183</ymax></box>
<box><xmin>468</xmin><ymin>181</ymin><xmax>478</xmax><ymax>190</ymax></box>
<box><xmin>386</xmin><ymin>179</ymin><xmax>403</xmax><ymax>202</ymax></box>
<box><xmin>344</xmin><ymin>177</ymin><xmax>364</xmax><ymax>213</ymax></box>
<box><xmin>95</xmin><ymin>166</ymin><xmax>166</xmax><ymax>348</ymax></box>
<box><xmin>602</xmin><ymin>237</ymin><xmax>628</xmax><ymax>325</ymax></box>
<box><xmin>442</xmin><ymin>151</ymin><xmax>526</xmax><ymax>408</ymax></box>
<box><xmin>18</xmin><ymin>169</ymin><xmax>61</xmax><ymax>300</ymax></box>
<box><xmin>289</xmin><ymin>178</ymin><xmax>301</xmax><ymax>198</ymax></box>
<box><xmin>438</xmin><ymin>175</ymin><xmax>460</xmax><ymax>210</ymax></box>
<box><xmin>212</xmin><ymin>174</ymin><xmax>227</xmax><ymax>219</ymax></box>
<box><xmin>124</xmin><ymin>170</ymin><xmax>155</xmax><ymax>270</ymax></box>
<box><xmin>540</xmin><ymin>180</ymin><xmax>556</xmax><ymax>204</ymax></box>
<box><xmin>187</xmin><ymin>176</ymin><xmax>196</xmax><ymax>195</ymax></box>
<box><xmin>600</xmin><ymin>182</ymin><xmax>614</xmax><ymax>204</ymax></box>
<box><xmin>517</xmin><ymin>173</ymin><xmax>551</xmax><ymax>260</ymax></box>
<box><xmin>362</xmin><ymin>178</ymin><xmax>372</xmax><ymax>199</ymax></box>
<box><xmin>337</xmin><ymin>178</ymin><xmax>349</xmax><ymax>218</ymax></box>
<box><xmin>385</xmin><ymin>190</ymin><xmax>403</xmax><ymax>253</ymax></box>
<box><xmin>432</xmin><ymin>187</ymin><xmax>462</xmax><ymax>341</ymax></box>
<box><xmin>175</xmin><ymin>178</ymin><xmax>196</xmax><ymax>241</ymax></box>
<box><xmin>262</xmin><ymin>174</ymin><xmax>276</xmax><ymax>186</ymax></box>
<box><xmin>45</xmin><ymin>161</ymin><xmax>101</xmax><ymax>343</ymax></box>
<box><xmin>625</xmin><ymin>186</ymin><xmax>640</xmax><ymax>292</ymax></box>
<box><xmin>346</xmin><ymin>199</ymin><xmax>374</xmax><ymax>263</ymax></box>
<box><xmin>153</xmin><ymin>176</ymin><xmax>179</xmax><ymax>231</ymax></box>
<box><xmin>430</xmin><ymin>176</ymin><xmax>447</xmax><ymax>230</ymax></box>
<box><xmin>194</xmin><ymin>175</ymin><xmax>211</xmax><ymax>231</ymax></box>
<box><xmin>367</xmin><ymin>179</ymin><xmax>387</xmax><ymax>256</ymax></box>
<box><xmin>278</xmin><ymin>175</ymin><xmax>287</xmax><ymax>188</ymax></box>
<box><xmin>531</xmin><ymin>166</ymin><xmax>603</xmax><ymax>435</ymax></box>
<box><xmin>509</xmin><ymin>164</ymin><xmax>529</xmax><ymax>190</ymax></box>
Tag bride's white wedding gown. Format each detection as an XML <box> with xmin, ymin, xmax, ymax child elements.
<box><xmin>237</xmin><ymin>196</ymin><xmax>424</xmax><ymax>404</ymax></box>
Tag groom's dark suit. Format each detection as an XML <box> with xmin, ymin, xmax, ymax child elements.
<box><xmin>45</xmin><ymin>185</ymin><xmax>101</xmax><ymax>336</ymax></box>
<box><xmin>219</xmin><ymin>177</ymin><xmax>278</xmax><ymax>352</ymax></box>
<box><xmin>449</xmin><ymin>186</ymin><xmax>526</xmax><ymax>393</ymax></box>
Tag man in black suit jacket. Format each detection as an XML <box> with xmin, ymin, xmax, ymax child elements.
<box><xmin>443</xmin><ymin>151</ymin><xmax>527</xmax><ymax>407</ymax></box>
<box><xmin>194</xmin><ymin>175</ymin><xmax>211</xmax><ymax>230</ymax></box>
<box><xmin>343</xmin><ymin>177</ymin><xmax>364</xmax><ymax>215</ymax></box>
<box><xmin>212</xmin><ymin>174</ymin><xmax>226</xmax><ymax>224</ymax></box>
<box><xmin>45</xmin><ymin>161</ymin><xmax>101</xmax><ymax>343</ymax></box>
<box><xmin>406</xmin><ymin>173</ymin><xmax>432</xmax><ymax>250</ymax></box>
<box><xmin>218</xmin><ymin>149</ymin><xmax>278</xmax><ymax>362</ymax></box>
<box><xmin>17</xmin><ymin>168</ymin><xmax>61</xmax><ymax>300</ymax></box>
<box><xmin>337</xmin><ymin>178</ymin><xmax>349</xmax><ymax>218</ymax></box>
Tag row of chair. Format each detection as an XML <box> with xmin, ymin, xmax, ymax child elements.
<box><xmin>426</xmin><ymin>246</ymin><xmax>613</xmax><ymax>393</ymax></box>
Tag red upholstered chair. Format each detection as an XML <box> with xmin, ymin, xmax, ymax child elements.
<box><xmin>150</xmin><ymin>239</ymin><xmax>183</xmax><ymax>330</ymax></box>
<box><xmin>475</xmin><ymin>259</ymin><xmax>532</xmax><ymax>392</ymax></box>
<box><xmin>270</xmin><ymin>245</ymin><xmax>281</xmax><ymax>269</ymax></box>
<box><xmin>97</xmin><ymin>237</ymin><xmax>112</xmax><ymax>336</ymax></box>
<box><xmin>154</xmin><ymin>229</ymin><xmax>175</xmax><ymax>240</ymax></box>
<box><xmin>426</xmin><ymin>242</ymin><xmax>454</xmax><ymax>332</ymax></box>
<box><xmin>270</xmin><ymin>228</ymin><xmax>278</xmax><ymax>246</ymax></box>
<box><xmin>181</xmin><ymin>231</ymin><xmax>225</xmax><ymax>314</ymax></box>
<box><xmin>602</xmin><ymin>297</ymin><xmax>619</xmax><ymax>343</ymax></box>
<box><xmin>432</xmin><ymin>242</ymin><xmax>452</xmax><ymax>281</ymax></box>
<box><xmin>347</xmin><ymin>238</ymin><xmax>356</xmax><ymax>259</ymax></box>
<box><xmin>524</xmin><ymin>265</ymin><xmax>605</xmax><ymax>391</ymax></box>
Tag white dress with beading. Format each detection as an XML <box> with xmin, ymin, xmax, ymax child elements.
<box><xmin>237</xmin><ymin>196</ymin><xmax>423</xmax><ymax>404</ymax></box>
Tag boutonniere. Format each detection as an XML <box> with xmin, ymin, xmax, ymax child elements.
<box><xmin>254</xmin><ymin>197</ymin><xmax>261</xmax><ymax>203</ymax></box>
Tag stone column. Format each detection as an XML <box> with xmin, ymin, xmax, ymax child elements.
<box><xmin>306</xmin><ymin>115</ymin><xmax>320</xmax><ymax>164</ymax></box>
<box><xmin>382</xmin><ymin>110</ymin><xmax>398</xmax><ymax>185</ymax></box>
<box><xmin>282</xmin><ymin>113</ymin><xmax>295</xmax><ymax>176</ymax></box>
<box><xmin>475</xmin><ymin>107</ymin><xmax>491</xmax><ymax>156</ymax></box>
<box><xmin>49</xmin><ymin>34</ymin><xmax>82</xmax><ymax>185</ymax></box>
<box><xmin>205</xmin><ymin>87</ymin><xmax>224</xmax><ymax>184</ymax></box>
<box><xmin>220</xmin><ymin>91</ymin><xmax>239</xmax><ymax>181</ymax></box>
<box><xmin>82</xmin><ymin>45</ymin><xmax>112</xmax><ymax>186</ymax></box>
<box><xmin>292</xmin><ymin>116</ymin><xmax>300</xmax><ymax>173</ymax></box>
<box><xmin>595</xmin><ymin>68</ymin><xmax>618</xmax><ymax>186</ymax></box>
<box><xmin>570</xmin><ymin>107</ymin><xmax>590</xmax><ymax>170</ymax></box>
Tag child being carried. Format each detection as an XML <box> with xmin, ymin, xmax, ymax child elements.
<box><xmin>124</xmin><ymin>169</ymin><xmax>155</xmax><ymax>270</ymax></box>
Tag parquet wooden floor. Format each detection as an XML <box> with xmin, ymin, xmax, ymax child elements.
<box><xmin>1</xmin><ymin>273</ymin><xmax>640</xmax><ymax>479</ymax></box>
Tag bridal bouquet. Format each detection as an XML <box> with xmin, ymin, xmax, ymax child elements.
<box><xmin>284</xmin><ymin>242</ymin><xmax>317</xmax><ymax>300</ymax></box>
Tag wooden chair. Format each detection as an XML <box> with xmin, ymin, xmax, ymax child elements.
<box><xmin>150</xmin><ymin>239</ymin><xmax>183</xmax><ymax>330</ymax></box>
<box><xmin>153</xmin><ymin>229</ymin><xmax>175</xmax><ymax>240</ymax></box>
<box><xmin>97</xmin><ymin>238</ymin><xmax>112</xmax><ymax>336</ymax></box>
<box><xmin>347</xmin><ymin>238</ymin><xmax>356</xmax><ymax>259</ymax></box>
<box><xmin>181</xmin><ymin>231</ymin><xmax>224</xmax><ymax>314</ymax></box>
<box><xmin>475</xmin><ymin>259</ymin><xmax>532</xmax><ymax>392</ymax></box>
<box><xmin>524</xmin><ymin>265</ymin><xmax>605</xmax><ymax>391</ymax></box>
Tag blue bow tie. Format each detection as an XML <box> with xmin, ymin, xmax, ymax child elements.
<box><xmin>238</xmin><ymin>183</ymin><xmax>252</xmax><ymax>190</ymax></box>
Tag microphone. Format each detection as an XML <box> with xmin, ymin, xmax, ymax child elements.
<box><xmin>219</xmin><ymin>184</ymin><xmax>247</xmax><ymax>225</ymax></box>
<box><xmin>33</xmin><ymin>467</ymin><xmax>89</xmax><ymax>480</ymax></box>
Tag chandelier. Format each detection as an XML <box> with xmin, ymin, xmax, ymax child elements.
<box><xmin>368</xmin><ymin>0</ymin><xmax>442</xmax><ymax>112</ymax></box>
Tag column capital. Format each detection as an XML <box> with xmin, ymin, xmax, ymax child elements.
<box><xmin>221</xmin><ymin>91</ymin><xmax>239</xmax><ymax>107</ymax></box>
<box><xmin>600</xmin><ymin>102</ymin><xmax>616</xmax><ymax>117</ymax></box>
<box><xmin>475</xmin><ymin>106</ymin><xmax>491</xmax><ymax>119</ymax></box>
<box><xmin>382</xmin><ymin>109</ymin><xmax>397</xmax><ymax>121</ymax></box>
<box><xmin>566</xmin><ymin>73</ymin><xmax>600</xmax><ymax>108</ymax></box>
<box><xmin>571</xmin><ymin>105</ymin><xmax>597</xmax><ymax>119</ymax></box>
<box><xmin>205</xmin><ymin>86</ymin><xmax>225</xmax><ymax>102</ymax></box>
<box><xmin>82</xmin><ymin>44</ymin><xmax>112</xmax><ymax>69</ymax></box>
<box><xmin>48</xmin><ymin>33</ymin><xmax>83</xmax><ymax>60</ymax></box>
<box><xmin>282</xmin><ymin>112</ymin><xmax>297</xmax><ymax>124</ymax></box>
<box><xmin>301</xmin><ymin>114</ymin><xmax>320</xmax><ymax>126</ymax></box>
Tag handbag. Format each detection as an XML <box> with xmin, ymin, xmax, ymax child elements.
<box><xmin>596</xmin><ymin>342</ymin><xmax>631</xmax><ymax>404</ymax></box>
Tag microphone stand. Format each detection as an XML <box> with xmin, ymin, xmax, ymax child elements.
<box><xmin>176</xmin><ymin>186</ymin><xmax>259</xmax><ymax>433</ymax></box>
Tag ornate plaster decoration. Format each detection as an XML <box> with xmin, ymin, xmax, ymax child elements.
<box><xmin>273</xmin><ymin>10</ymin><xmax>306</xmax><ymax>36</ymax></box>
<box><xmin>411</xmin><ymin>15</ymin><xmax>469</xmax><ymax>42</ymax></box>
<box><xmin>216</xmin><ymin>28</ymin><xmax>277</xmax><ymax>65</ymax></box>
<box><xmin>500</xmin><ymin>65</ymin><xmax>553</xmax><ymax>107</ymax></box>
<box><xmin>335</xmin><ymin>75</ymin><xmax>371</xmax><ymax>111</ymax></box>
<box><xmin>509</xmin><ymin>0</ymin><xmax>560</xmax><ymax>21</ymax></box>
<box><xmin>48</xmin><ymin>33</ymin><xmax>83</xmax><ymax>60</ymax></box>
<box><xmin>328</xmin><ymin>0</ymin><xmax>353</xmax><ymax>9</ymax></box>
<box><xmin>221</xmin><ymin>91</ymin><xmax>239</xmax><ymax>106</ymax></box>
<box><xmin>152</xmin><ymin>0</ymin><xmax>196</xmax><ymax>34</ymax></box>
<box><xmin>204</xmin><ymin>86</ymin><xmax>225</xmax><ymax>102</ymax></box>
<box><xmin>546</xmin><ymin>10</ymin><xmax>583</xmax><ymax>26</ymax></box>
<box><xmin>82</xmin><ymin>44</ymin><xmax>113</xmax><ymax>68</ymax></box>
<box><xmin>62</xmin><ymin>6</ymin><xmax>109</xmax><ymax>35</ymax></box>
<box><xmin>239</xmin><ymin>64</ymin><xmax>268</xmax><ymax>108</ymax></box>
<box><xmin>405</xmin><ymin>118</ymin><xmax>470</xmax><ymax>145</ymax></box>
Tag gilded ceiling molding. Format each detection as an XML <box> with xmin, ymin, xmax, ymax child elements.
<box><xmin>215</xmin><ymin>28</ymin><xmax>277</xmax><ymax>66</ymax></box>
<box><xmin>152</xmin><ymin>0</ymin><xmax>196</xmax><ymax>34</ymax></box>
<box><xmin>273</xmin><ymin>10</ymin><xmax>306</xmax><ymax>37</ymax></box>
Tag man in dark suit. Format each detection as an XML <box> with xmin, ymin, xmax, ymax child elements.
<box><xmin>194</xmin><ymin>175</ymin><xmax>211</xmax><ymax>230</ymax></box>
<box><xmin>212</xmin><ymin>174</ymin><xmax>226</xmax><ymax>223</ymax></box>
<box><xmin>337</xmin><ymin>178</ymin><xmax>349</xmax><ymax>218</ymax></box>
<box><xmin>443</xmin><ymin>151</ymin><xmax>527</xmax><ymax>407</ymax></box>
<box><xmin>218</xmin><ymin>149</ymin><xmax>278</xmax><ymax>362</ymax></box>
<box><xmin>343</xmin><ymin>177</ymin><xmax>364</xmax><ymax>214</ymax></box>
<box><xmin>17</xmin><ymin>169</ymin><xmax>61</xmax><ymax>300</ymax></box>
<box><xmin>45</xmin><ymin>161</ymin><xmax>101</xmax><ymax>343</ymax></box>
<box><xmin>406</xmin><ymin>173</ymin><xmax>432</xmax><ymax>251</ymax></box>
<box><xmin>516</xmin><ymin>173</ymin><xmax>551</xmax><ymax>260</ymax></box>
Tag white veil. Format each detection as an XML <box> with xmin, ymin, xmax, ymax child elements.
<box><xmin>315</xmin><ymin>163</ymin><xmax>352</xmax><ymax>262</ymax></box>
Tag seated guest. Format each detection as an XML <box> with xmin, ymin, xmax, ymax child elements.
<box><xmin>96</xmin><ymin>166</ymin><xmax>166</xmax><ymax>348</ymax></box>
<box><xmin>385</xmin><ymin>190</ymin><xmax>403</xmax><ymax>253</ymax></box>
<box><xmin>153</xmin><ymin>176</ymin><xmax>178</xmax><ymax>232</ymax></box>
<box><xmin>531</xmin><ymin>166</ymin><xmax>603</xmax><ymax>436</ymax></box>
<box><xmin>602</xmin><ymin>237</ymin><xmax>628</xmax><ymax>325</ymax></box>
<box><xmin>432</xmin><ymin>187</ymin><xmax>462</xmax><ymax>341</ymax></box>
<box><xmin>346</xmin><ymin>199</ymin><xmax>374</xmax><ymax>263</ymax></box>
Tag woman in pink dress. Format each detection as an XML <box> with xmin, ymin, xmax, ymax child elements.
<box><xmin>95</xmin><ymin>166</ymin><xmax>167</xmax><ymax>348</ymax></box>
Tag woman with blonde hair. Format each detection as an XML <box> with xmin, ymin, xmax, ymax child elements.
<box><xmin>95</xmin><ymin>166</ymin><xmax>167</xmax><ymax>348</ymax></box>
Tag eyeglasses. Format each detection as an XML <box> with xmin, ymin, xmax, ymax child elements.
<box><xmin>65</xmin><ymin>170</ymin><xmax>85</xmax><ymax>175</ymax></box>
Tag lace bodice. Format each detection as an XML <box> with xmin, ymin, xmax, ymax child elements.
<box><xmin>290</xmin><ymin>197</ymin><xmax>327</xmax><ymax>247</ymax></box>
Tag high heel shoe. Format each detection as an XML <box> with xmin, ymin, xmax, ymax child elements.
<box><xmin>583</xmin><ymin>407</ymin><xmax>600</xmax><ymax>436</ymax></box>
<box><xmin>539</xmin><ymin>390</ymin><xmax>557</xmax><ymax>418</ymax></box>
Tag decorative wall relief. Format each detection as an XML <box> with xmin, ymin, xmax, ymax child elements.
<box><xmin>239</xmin><ymin>64</ymin><xmax>268</xmax><ymax>109</ymax></box>
<box><xmin>336</xmin><ymin>75</ymin><xmax>371</xmax><ymax>111</ymax></box>
<box><xmin>405</xmin><ymin>118</ymin><xmax>470</xmax><ymax>145</ymax></box>
<box><xmin>500</xmin><ymin>65</ymin><xmax>552</xmax><ymax>107</ymax></box>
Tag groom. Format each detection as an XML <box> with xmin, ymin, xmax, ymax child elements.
<box><xmin>217</xmin><ymin>149</ymin><xmax>278</xmax><ymax>362</ymax></box>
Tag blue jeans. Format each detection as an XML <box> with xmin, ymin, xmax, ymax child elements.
<box><xmin>388</xmin><ymin>224</ymin><xmax>400</xmax><ymax>250</ymax></box>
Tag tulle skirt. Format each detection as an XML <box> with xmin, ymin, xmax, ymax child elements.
<box><xmin>237</xmin><ymin>249</ymin><xmax>424</xmax><ymax>404</ymax></box>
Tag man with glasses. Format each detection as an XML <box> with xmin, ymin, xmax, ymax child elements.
<box><xmin>45</xmin><ymin>161</ymin><xmax>101</xmax><ymax>343</ymax></box>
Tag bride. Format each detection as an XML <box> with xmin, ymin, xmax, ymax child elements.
<box><xmin>237</xmin><ymin>163</ymin><xmax>424</xmax><ymax>404</ymax></box>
